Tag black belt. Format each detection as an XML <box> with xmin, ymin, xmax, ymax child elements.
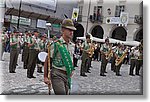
<box><xmin>53</xmin><ymin>68</ymin><xmax>67</xmax><ymax>75</ymax></box>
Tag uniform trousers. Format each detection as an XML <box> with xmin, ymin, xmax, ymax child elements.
<box><xmin>100</xmin><ymin>54</ymin><xmax>108</xmax><ymax>75</ymax></box>
<box><xmin>27</xmin><ymin>49</ymin><xmax>38</xmax><ymax>77</ymax></box>
<box><xmin>115</xmin><ymin>62</ymin><xmax>122</xmax><ymax>75</ymax></box>
<box><xmin>111</xmin><ymin>55</ymin><xmax>116</xmax><ymax>72</ymax></box>
<box><xmin>136</xmin><ymin>60</ymin><xmax>143</xmax><ymax>75</ymax></box>
<box><xmin>129</xmin><ymin>59</ymin><xmax>136</xmax><ymax>75</ymax></box>
<box><xmin>23</xmin><ymin>45</ymin><xmax>29</xmax><ymax>69</ymax></box>
<box><xmin>51</xmin><ymin>68</ymin><xmax>69</xmax><ymax>95</ymax></box>
<box><xmin>9</xmin><ymin>49</ymin><xmax>18</xmax><ymax>72</ymax></box>
<box><xmin>80</xmin><ymin>51</ymin><xmax>89</xmax><ymax>75</ymax></box>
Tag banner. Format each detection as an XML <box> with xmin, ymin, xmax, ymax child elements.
<box><xmin>71</xmin><ymin>8</ymin><xmax>79</xmax><ymax>21</ymax></box>
<box><xmin>11</xmin><ymin>16</ymin><xmax>31</xmax><ymax>26</ymax></box>
<box><xmin>106</xmin><ymin>17</ymin><xmax>120</xmax><ymax>24</ymax></box>
<box><xmin>119</xmin><ymin>12</ymin><xmax>129</xmax><ymax>26</ymax></box>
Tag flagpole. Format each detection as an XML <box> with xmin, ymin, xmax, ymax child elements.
<box><xmin>46</xmin><ymin>22</ymin><xmax>52</xmax><ymax>95</ymax></box>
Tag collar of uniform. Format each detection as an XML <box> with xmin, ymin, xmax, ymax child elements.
<box><xmin>59</xmin><ymin>36</ymin><xmax>72</xmax><ymax>45</ymax></box>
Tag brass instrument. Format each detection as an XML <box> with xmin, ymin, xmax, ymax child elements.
<box><xmin>105</xmin><ymin>50</ymin><xmax>113</xmax><ymax>60</ymax></box>
<box><xmin>115</xmin><ymin>48</ymin><xmax>128</xmax><ymax>66</ymax></box>
<box><xmin>87</xmin><ymin>43</ymin><xmax>95</xmax><ymax>58</ymax></box>
<box><xmin>105</xmin><ymin>44</ymin><xmax>113</xmax><ymax>60</ymax></box>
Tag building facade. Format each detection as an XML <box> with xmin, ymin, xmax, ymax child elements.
<box><xmin>3</xmin><ymin>0</ymin><xmax>77</xmax><ymax>35</ymax></box>
<box><xmin>75</xmin><ymin>0</ymin><xmax>143</xmax><ymax>41</ymax></box>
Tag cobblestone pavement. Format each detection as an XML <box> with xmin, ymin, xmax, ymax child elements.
<box><xmin>0</xmin><ymin>52</ymin><xmax>143</xmax><ymax>95</ymax></box>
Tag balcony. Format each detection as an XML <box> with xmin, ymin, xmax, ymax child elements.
<box><xmin>90</xmin><ymin>15</ymin><xmax>103</xmax><ymax>23</ymax></box>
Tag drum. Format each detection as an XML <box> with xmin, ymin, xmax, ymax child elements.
<box><xmin>38</xmin><ymin>52</ymin><xmax>48</xmax><ymax>62</ymax></box>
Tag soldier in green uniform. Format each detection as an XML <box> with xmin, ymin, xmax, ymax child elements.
<box><xmin>37</xmin><ymin>34</ymin><xmax>47</xmax><ymax>73</ymax></box>
<box><xmin>9</xmin><ymin>30</ymin><xmax>20</xmax><ymax>73</ymax></box>
<box><xmin>135</xmin><ymin>45</ymin><xmax>143</xmax><ymax>76</ymax></box>
<box><xmin>111</xmin><ymin>43</ymin><xmax>119</xmax><ymax>72</ymax></box>
<box><xmin>129</xmin><ymin>46</ymin><xmax>138</xmax><ymax>76</ymax></box>
<box><xmin>27</xmin><ymin>30</ymin><xmax>40</xmax><ymax>78</ymax></box>
<box><xmin>22</xmin><ymin>31</ymin><xmax>30</xmax><ymax>69</ymax></box>
<box><xmin>87</xmin><ymin>41</ymin><xmax>95</xmax><ymax>72</ymax></box>
<box><xmin>80</xmin><ymin>34</ymin><xmax>91</xmax><ymax>77</ymax></box>
<box><xmin>115</xmin><ymin>44</ymin><xmax>126</xmax><ymax>76</ymax></box>
<box><xmin>44</xmin><ymin>19</ymin><xmax>76</xmax><ymax>95</ymax></box>
<box><xmin>40</xmin><ymin>34</ymin><xmax>48</xmax><ymax>52</ymax></box>
<box><xmin>100</xmin><ymin>38</ymin><xmax>111</xmax><ymax>76</ymax></box>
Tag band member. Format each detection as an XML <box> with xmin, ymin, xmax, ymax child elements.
<box><xmin>22</xmin><ymin>31</ymin><xmax>30</xmax><ymax>69</ymax></box>
<box><xmin>37</xmin><ymin>34</ymin><xmax>47</xmax><ymax>73</ymax></box>
<box><xmin>44</xmin><ymin>19</ymin><xmax>76</xmax><ymax>95</ymax></box>
<box><xmin>73</xmin><ymin>40</ymin><xmax>80</xmax><ymax>67</ymax></box>
<box><xmin>27</xmin><ymin>30</ymin><xmax>40</xmax><ymax>78</ymax></box>
<box><xmin>40</xmin><ymin>34</ymin><xmax>48</xmax><ymax>52</ymax></box>
<box><xmin>9</xmin><ymin>30</ymin><xmax>20</xmax><ymax>73</ymax></box>
<box><xmin>115</xmin><ymin>44</ymin><xmax>127</xmax><ymax>76</ymax></box>
<box><xmin>111</xmin><ymin>43</ymin><xmax>118</xmax><ymax>72</ymax></box>
<box><xmin>80</xmin><ymin>34</ymin><xmax>91</xmax><ymax>77</ymax></box>
<box><xmin>135</xmin><ymin>45</ymin><xmax>143</xmax><ymax>76</ymax></box>
<box><xmin>129</xmin><ymin>46</ymin><xmax>138</xmax><ymax>76</ymax></box>
<box><xmin>87</xmin><ymin>41</ymin><xmax>95</xmax><ymax>71</ymax></box>
<box><xmin>100</xmin><ymin>38</ymin><xmax>111</xmax><ymax>76</ymax></box>
<box><xmin>0</xmin><ymin>32</ymin><xmax>7</xmax><ymax>61</ymax></box>
<box><xmin>94</xmin><ymin>42</ymin><xmax>100</xmax><ymax>61</ymax></box>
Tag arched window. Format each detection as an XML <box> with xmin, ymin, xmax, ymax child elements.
<box><xmin>91</xmin><ymin>25</ymin><xmax>104</xmax><ymax>39</ymax></box>
<box><xmin>111</xmin><ymin>26</ymin><xmax>127</xmax><ymax>41</ymax></box>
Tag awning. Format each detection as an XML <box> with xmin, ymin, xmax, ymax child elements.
<box><xmin>77</xmin><ymin>37</ymin><xmax>140</xmax><ymax>46</ymax></box>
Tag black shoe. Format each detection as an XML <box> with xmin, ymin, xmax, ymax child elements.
<box><xmin>9</xmin><ymin>71</ymin><xmax>16</xmax><ymax>73</ymax></box>
<box><xmin>129</xmin><ymin>74</ymin><xmax>135</xmax><ymax>76</ymax></box>
<box><xmin>111</xmin><ymin>69</ymin><xmax>114</xmax><ymax>71</ymax></box>
<box><xmin>104</xmin><ymin>71</ymin><xmax>107</xmax><ymax>73</ymax></box>
<box><xmin>24</xmin><ymin>67</ymin><xmax>27</xmax><ymax>69</ymax></box>
<box><xmin>31</xmin><ymin>76</ymin><xmax>36</xmax><ymax>78</ymax></box>
<box><xmin>116</xmin><ymin>74</ymin><xmax>122</xmax><ymax>76</ymax></box>
<box><xmin>87</xmin><ymin>71</ymin><xmax>91</xmax><ymax>73</ymax></box>
<box><xmin>38</xmin><ymin>71</ymin><xmax>43</xmax><ymax>73</ymax></box>
<box><xmin>136</xmin><ymin>74</ymin><xmax>140</xmax><ymax>76</ymax></box>
<box><xmin>80</xmin><ymin>74</ymin><xmax>87</xmax><ymax>77</ymax></box>
<box><xmin>100</xmin><ymin>74</ymin><xmax>106</xmax><ymax>76</ymax></box>
<box><xmin>27</xmin><ymin>76</ymin><xmax>32</xmax><ymax>78</ymax></box>
<box><xmin>40</xmin><ymin>71</ymin><xmax>43</xmax><ymax>73</ymax></box>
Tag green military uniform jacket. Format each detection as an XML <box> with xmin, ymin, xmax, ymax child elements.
<box><xmin>10</xmin><ymin>35</ymin><xmax>19</xmax><ymax>49</ymax></box>
<box><xmin>50</xmin><ymin>37</ymin><xmax>75</xmax><ymax>71</ymax></box>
